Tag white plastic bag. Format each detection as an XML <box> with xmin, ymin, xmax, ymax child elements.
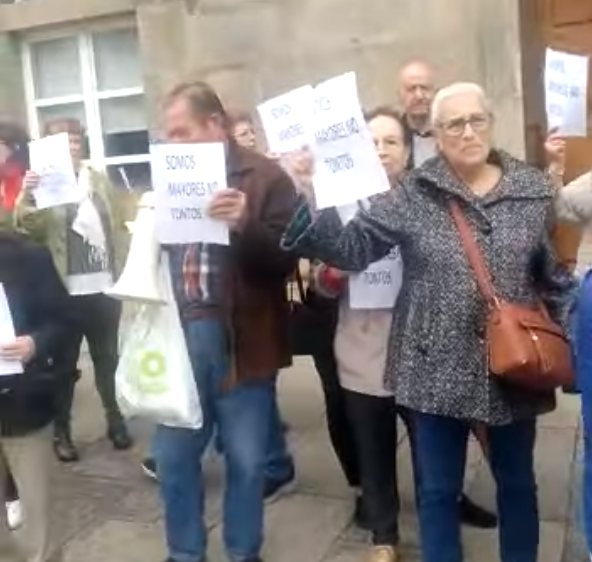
<box><xmin>115</xmin><ymin>252</ymin><xmax>203</xmax><ymax>429</ymax></box>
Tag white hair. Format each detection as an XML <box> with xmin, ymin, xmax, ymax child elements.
<box><xmin>430</xmin><ymin>82</ymin><xmax>491</xmax><ymax>126</ymax></box>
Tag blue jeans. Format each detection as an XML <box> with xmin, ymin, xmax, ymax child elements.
<box><xmin>264</xmin><ymin>378</ymin><xmax>294</xmax><ymax>481</ymax></box>
<box><xmin>413</xmin><ymin>411</ymin><xmax>538</xmax><ymax>562</ymax></box>
<box><xmin>213</xmin><ymin>376</ymin><xmax>294</xmax><ymax>481</ymax></box>
<box><xmin>153</xmin><ymin>318</ymin><xmax>276</xmax><ymax>562</ymax></box>
<box><xmin>575</xmin><ymin>271</ymin><xmax>592</xmax><ymax>554</ymax></box>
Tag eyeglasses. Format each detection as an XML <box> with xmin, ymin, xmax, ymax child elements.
<box><xmin>438</xmin><ymin>114</ymin><xmax>490</xmax><ymax>137</ymax></box>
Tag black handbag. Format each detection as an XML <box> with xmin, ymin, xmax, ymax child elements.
<box><xmin>289</xmin><ymin>262</ymin><xmax>338</xmax><ymax>357</ymax></box>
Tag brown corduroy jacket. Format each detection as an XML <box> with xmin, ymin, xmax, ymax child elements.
<box><xmin>225</xmin><ymin>143</ymin><xmax>300</xmax><ymax>383</ymax></box>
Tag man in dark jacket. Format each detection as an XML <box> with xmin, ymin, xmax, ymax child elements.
<box><xmin>397</xmin><ymin>60</ymin><xmax>438</xmax><ymax>169</ymax></box>
<box><xmin>153</xmin><ymin>81</ymin><xmax>298</xmax><ymax>562</ymax></box>
<box><xmin>0</xmin><ymin>228</ymin><xmax>70</xmax><ymax>562</ymax></box>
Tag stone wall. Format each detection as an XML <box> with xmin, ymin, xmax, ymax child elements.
<box><xmin>0</xmin><ymin>0</ymin><xmax>532</xmax><ymax>157</ymax></box>
<box><xmin>136</xmin><ymin>0</ymin><xmax>528</xmax><ymax>156</ymax></box>
<box><xmin>0</xmin><ymin>31</ymin><xmax>25</xmax><ymax>123</ymax></box>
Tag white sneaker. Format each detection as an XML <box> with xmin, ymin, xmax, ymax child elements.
<box><xmin>6</xmin><ymin>500</ymin><xmax>23</xmax><ymax>530</ymax></box>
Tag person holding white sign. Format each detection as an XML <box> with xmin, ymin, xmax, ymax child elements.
<box><xmin>0</xmin><ymin>228</ymin><xmax>71</xmax><ymax>562</ymax></box>
<box><xmin>307</xmin><ymin>107</ymin><xmax>411</xmax><ymax>562</ymax></box>
<box><xmin>152</xmin><ymin>81</ymin><xmax>299</xmax><ymax>562</ymax></box>
<box><xmin>0</xmin><ymin>121</ymin><xmax>30</xmax><ymax>530</ymax></box>
<box><xmin>15</xmin><ymin>118</ymin><xmax>133</xmax><ymax>462</ymax></box>
<box><xmin>283</xmin><ymin>83</ymin><xmax>575</xmax><ymax>562</ymax></box>
<box><xmin>551</xmin><ymin>162</ymin><xmax>592</xmax><ymax>562</ymax></box>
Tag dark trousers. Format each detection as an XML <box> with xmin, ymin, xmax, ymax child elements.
<box><xmin>311</xmin><ymin>340</ymin><xmax>360</xmax><ymax>489</ymax></box>
<box><xmin>413</xmin><ymin>412</ymin><xmax>538</xmax><ymax>562</ymax></box>
<box><xmin>307</xmin><ymin>291</ymin><xmax>360</xmax><ymax>489</ymax></box>
<box><xmin>344</xmin><ymin>390</ymin><xmax>417</xmax><ymax>545</ymax></box>
<box><xmin>55</xmin><ymin>293</ymin><xmax>123</xmax><ymax>431</ymax></box>
<box><xmin>4</xmin><ymin>472</ymin><xmax>17</xmax><ymax>502</ymax></box>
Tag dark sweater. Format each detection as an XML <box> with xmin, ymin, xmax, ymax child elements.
<box><xmin>0</xmin><ymin>233</ymin><xmax>71</xmax><ymax>436</ymax></box>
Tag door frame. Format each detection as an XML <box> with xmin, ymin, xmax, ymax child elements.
<box><xmin>518</xmin><ymin>0</ymin><xmax>548</xmax><ymax>168</ymax></box>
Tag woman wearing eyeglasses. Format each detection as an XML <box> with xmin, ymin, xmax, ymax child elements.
<box><xmin>282</xmin><ymin>82</ymin><xmax>575</xmax><ymax>562</ymax></box>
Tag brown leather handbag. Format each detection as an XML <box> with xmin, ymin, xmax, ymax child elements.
<box><xmin>449</xmin><ymin>200</ymin><xmax>574</xmax><ymax>391</ymax></box>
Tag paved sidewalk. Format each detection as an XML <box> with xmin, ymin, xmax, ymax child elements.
<box><xmin>41</xmin><ymin>355</ymin><xmax>581</xmax><ymax>562</ymax></box>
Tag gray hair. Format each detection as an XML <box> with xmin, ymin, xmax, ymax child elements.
<box><xmin>431</xmin><ymin>82</ymin><xmax>491</xmax><ymax>127</ymax></box>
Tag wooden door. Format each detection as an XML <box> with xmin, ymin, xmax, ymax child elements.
<box><xmin>523</xmin><ymin>0</ymin><xmax>592</xmax><ymax>269</ymax></box>
<box><xmin>541</xmin><ymin>0</ymin><xmax>592</xmax><ymax>179</ymax></box>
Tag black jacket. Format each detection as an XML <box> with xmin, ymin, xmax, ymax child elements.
<box><xmin>0</xmin><ymin>232</ymin><xmax>71</xmax><ymax>436</ymax></box>
<box><xmin>402</xmin><ymin>114</ymin><xmax>435</xmax><ymax>170</ymax></box>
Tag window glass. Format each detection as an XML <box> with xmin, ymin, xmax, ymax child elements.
<box><xmin>93</xmin><ymin>29</ymin><xmax>142</xmax><ymax>91</ymax></box>
<box><xmin>30</xmin><ymin>37</ymin><xmax>82</xmax><ymax>98</ymax></box>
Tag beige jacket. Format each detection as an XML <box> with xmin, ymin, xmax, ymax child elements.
<box><xmin>334</xmin><ymin>301</ymin><xmax>393</xmax><ymax>396</ymax></box>
<box><xmin>555</xmin><ymin>171</ymin><xmax>592</xmax><ymax>225</ymax></box>
<box><xmin>311</xmin><ymin>261</ymin><xmax>393</xmax><ymax>397</ymax></box>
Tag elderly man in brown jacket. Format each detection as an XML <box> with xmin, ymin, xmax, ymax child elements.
<box><xmin>152</xmin><ymin>81</ymin><xmax>298</xmax><ymax>562</ymax></box>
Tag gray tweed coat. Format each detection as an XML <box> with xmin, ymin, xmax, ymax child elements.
<box><xmin>283</xmin><ymin>150</ymin><xmax>576</xmax><ymax>425</ymax></box>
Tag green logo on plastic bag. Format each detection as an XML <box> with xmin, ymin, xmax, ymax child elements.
<box><xmin>136</xmin><ymin>350</ymin><xmax>169</xmax><ymax>393</ymax></box>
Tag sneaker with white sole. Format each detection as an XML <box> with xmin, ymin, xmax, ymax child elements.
<box><xmin>6</xmin><ymin>500</ymin><xmax>23</xmax><ymax>530</ymax></box>
<box><xmin>141</xmin><ymin>458</ymin><xmax>158</xmax><ymax>481</ymax></box>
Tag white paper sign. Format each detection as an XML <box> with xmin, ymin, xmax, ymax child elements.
<box><xmin>0</xmin><ymin>284</ymin><xmax>23</xmax><ymax>376</ymax></box>
<box><xmin>29</xmin><ymin>133</ymin><xmax>81</xmax><ymax>210</ymax></box>
<box><xmin>151</xmin><ymin>143</ymin><xmax>229</xmax><ymax>245</ymax></box>
<box><xmin>544</xmin><ymin>48</ymin><xmax>589</xmax><ymax>137</ymax></box>
<box><xmin>348</xmin><ymin>247</ymin><xmax>403</xmax><ymax>310</ymax></box>
<box><xmin>257</xmin><ymin>85</ymin><xmax>315</xmax><ymax>154</ymax></box>
<box><xmin>311</xmin><ymin>72</ymin><xmax>391</xmax><ymax>209</ymax></box>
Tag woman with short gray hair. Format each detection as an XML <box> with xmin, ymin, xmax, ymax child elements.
<box><xmin>282</xmin><ymin>82</ymin><xmax>575</xmax><ymax>562</ymax></box>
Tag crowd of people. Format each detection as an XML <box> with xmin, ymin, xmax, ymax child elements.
<box><xmin>0</xmin><ymin>58</ymin><xmax>590</xmax><ymax>562</ymax></box>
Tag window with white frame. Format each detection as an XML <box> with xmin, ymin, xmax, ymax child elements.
<box><xmin>22</xmin><ymin>27</ymin><xmax>151</xmax><ymax>190</ymax></box>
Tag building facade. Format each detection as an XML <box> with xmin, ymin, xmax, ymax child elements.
<box><xmin>0</xmin><ymin>0</ymin><xmax>589</xmax><ymax>189</ymax></box>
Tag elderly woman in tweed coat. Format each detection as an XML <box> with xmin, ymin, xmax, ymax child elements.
<box><xmin>282</xmin><ymin>83</ymin><xmax>575</xmax><ymax>562</ymax></box>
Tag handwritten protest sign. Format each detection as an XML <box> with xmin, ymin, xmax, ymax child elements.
<box><xmin>150</xmin><ymin>143</ymin><xmax>229</xmax><ymax>245</ymax></box>
<box><xmin>544</xmin><ymin>48</ymin><xmax>589</xmax><ymax>137</ymax></box>
<box><xmin>0</xmin><ymin>284</ymin><xmax>23</xmax><ymax>376</ymax></box>
<box><xmin>257</xmin><ymin>85</ymin><xmax>315</xmax><ymax>154</ymax></box>
<box><xmin>349</xmin><ymin>247</ymin><xmax>403</xmax><ymax>310</ymax></box>
<box><xmin>310</xmin><ymin>72</ymin><xmax>391</xmax><ymax>209</ymax></box>
<box><xmin>29</xmin><ymin>133</ymin><xmax>81</xmax><ymax>209</ymax></box>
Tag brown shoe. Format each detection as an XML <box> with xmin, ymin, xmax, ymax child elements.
<box><xmin>367</xmin><ymin>545</ymin><xmax>399</xmax><ymax>562</ymax></box>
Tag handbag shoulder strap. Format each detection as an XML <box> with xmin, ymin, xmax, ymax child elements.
<box><xmin>295</xmin><ymin>264</ymin><xmax>306</xmax><ymax>302</ymax></box>
<box><xmin>288</xmin><ymin>260</ymin><xmax>307</xmax><ymax>303</ymax></box>
<box><xmin>447</xmin><ymin>199</ymin><xmax>498</xmax><ymax>307</ymax></box>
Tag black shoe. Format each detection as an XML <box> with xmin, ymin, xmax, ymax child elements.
<box><xmin>53</xmin><ymin>430</ymin><xmax>79</xmax><ymax>463</ymax></box>
<box><xmin>459</xmin><ymin>494</ymin><xmax>497</xmax><ymax>529</ymax></box>
<box><xmin>353</xmin><ymin>495</ymin><xmax>371</xmax><ymax>530</ymax></box>
<box><xmin>562</xmin><ymin>384</ymin><xmax>580</xmax><ymax>395</ymax></box>
<box><xmin>141</xmin><ymin>458</ymin><xmax>158</xmax><ymax>481</ymax></box>
<box><xmin>108</xmin><ymin>422</ymin><xmax>133</xmax><ymax>451</ymax></box>
<box><xmin>263</xmin><ymin>466</ymin><xmax>295</xmax><ymax>503</ymax></box>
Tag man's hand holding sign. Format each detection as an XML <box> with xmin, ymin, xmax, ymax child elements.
<box><xmin>207</xmin><ymin>188</ymin><xmax>248</xmax><ymax>231</ymax></box>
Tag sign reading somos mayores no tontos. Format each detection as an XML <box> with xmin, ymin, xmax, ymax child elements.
<box><xmin>150</xmin><ymin>143</ymin><xmax>230</xmax><ymax>245</ymax></box>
